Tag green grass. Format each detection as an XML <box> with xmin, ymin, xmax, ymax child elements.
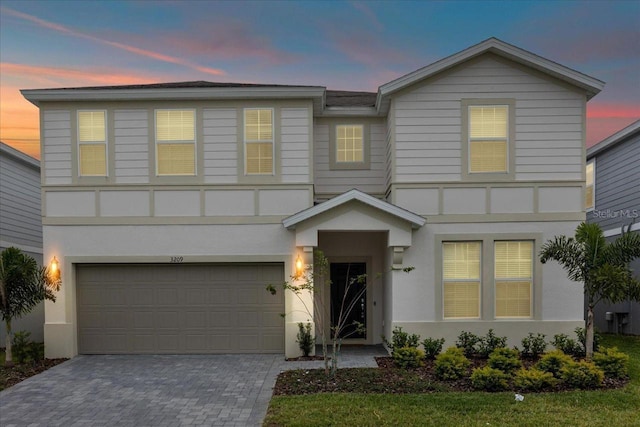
<box><xmin>264</xmin><ymin>334</ymin><xmax>640</xmax><ymax>427</ymax></box>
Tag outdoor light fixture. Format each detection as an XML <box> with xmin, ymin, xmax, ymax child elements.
<box><xmin>49</xmin><ymin>256</ymin><xmax>61</xmax><ymax>282</ymax></box>
<box><xmin>295</xmin><ymin>254</ymin><xmax>304</xmax><ymax>278</ymax></box>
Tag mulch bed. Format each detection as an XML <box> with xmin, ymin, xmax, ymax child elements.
<box><xmin>272</xmin><ymin>356</ymin><xmax>627</xmax><ymax>396</ymax></box>
<box><xmin>0</xmin><ymin>358</ymin><xmax>68</xmax><ymax>391</ymax></box>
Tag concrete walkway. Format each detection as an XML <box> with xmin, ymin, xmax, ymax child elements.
<box><xmin>0</xmin><ymin>346</ymin><xmax>387</xmax><ymax>427</ymax></box>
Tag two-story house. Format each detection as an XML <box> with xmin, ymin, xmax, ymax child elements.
<box><xmin>0</xmin><ymin>141</ymin><xmax>44</xmax><ymax>343</ymax></box>
<box><xmin>22</xmin><ymin>38</ymin><xmax>604</xmax><ymax>359</ymax></box>
<box><xmin>586</xmin><ymin>120</ymin><xmax>640</xmax><ymax>335</ymax></box>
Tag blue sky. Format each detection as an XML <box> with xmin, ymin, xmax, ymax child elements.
<box><xmin>1</xmin><ymin>0</ymin><xmax>638</xmax><ymax>158</ymax></box>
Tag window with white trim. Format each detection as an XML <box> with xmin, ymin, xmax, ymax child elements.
<box><xmin>155</xmin><ymin>109</ymin><xmax>196</xmax><ymax>175</ymax></box>
<box><xmin>336</xmin><ymin>125</ymin><xmax>364</xmax><ymax>163</ymax></box>
<box><xmin>443</xmin><ymin>242</ymin><xmax>481</xmax><ymax>319</ymax></box>
<box><xmin>585</xmin><ymin>160</ymin><xmax>595</xmax><ymax>211</ymax></box>
<box><xmin>469</xmin><ymin>105</ymin><xmax>508</xmax><ymax>173</ymax></box>
<box><xmin>495</xmin><ymin>241</ymin><xmax>533</xmax><ymax>318</ymax></box>
<box><xmin>244</xmin><ymin>108</ymin><xmax>273</xmax><ymax>175</ymax></box>
<box><xmin>78</xmin><ymin>111</ymin><xmax>107</xmax><ymax>176</ymax></box>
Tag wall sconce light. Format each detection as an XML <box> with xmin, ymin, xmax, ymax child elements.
<box><xmin>49</xmin><ymin>256</ymin><xmax>61</xmax><ymax>282</ymax></box>
<box><xmin>295</xmin><ymin>254</ymin><xmax>304</xmax><ymax>279</ymax></box>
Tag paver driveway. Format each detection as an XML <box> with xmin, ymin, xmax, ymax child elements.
<box><xmin>0</xmin><ymin>347</ymin><xmax>386</xmax><ymax>426</ymax></box>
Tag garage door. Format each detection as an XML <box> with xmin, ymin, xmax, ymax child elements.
<box><xmin>77</xmin><ymin>263</ymin><xmax>284</xmax><ymax>354</ymax></box>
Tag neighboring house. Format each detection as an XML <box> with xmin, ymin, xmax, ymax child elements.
<box><xmin>0</xmin><ymin>141</ymin><xmax>44</xmax><ymax>343</ymax></box>
<box><xmin>21</xmin><ymin>38</ymin><xmax>604</xmax><ymax>359</ymax></box>
<box><xmin>586</xmin><ymin>120</ymin><xmax>640</xmax><ymax>335</ymax></box>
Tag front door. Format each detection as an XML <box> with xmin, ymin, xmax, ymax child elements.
<box><xmin>330</xmin><ymin>262</ymin><xmax>366</xmax><ymax>339</ymax></box>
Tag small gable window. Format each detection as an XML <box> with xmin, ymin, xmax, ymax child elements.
<box><xmin>469</xmin><ymin>105</ymin><xmax>508</xmax><ymax>173</ymax></box>
<box><xmin>337</xmin><ymin>125</ymin><xmax>364</xmax><ymax>163</ymax></box>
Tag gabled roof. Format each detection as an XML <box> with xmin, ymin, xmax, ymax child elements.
<box><xmin>376</xmin><ymin>37</ymin><xmax>605</xmax><ymax>114</ymax></box>
<box><xmin>0</xmin><ymin>141</ymin><xmax>40</xmax><ymax>170</ymax></box>
<box><xmin>283</xmin><ymin>189</ymin><xmax>426</xmax><ymax>230</ymax></box>
<box><xmin>587</xmin><ymin>119</ymin><xmax>640</xmax><ymax>159</ymax></box>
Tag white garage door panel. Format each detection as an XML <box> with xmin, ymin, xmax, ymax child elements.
<box><xmin>77</xmin><ymin>263</ymin><xmax>284</xmax><ymax>354</ymax></box>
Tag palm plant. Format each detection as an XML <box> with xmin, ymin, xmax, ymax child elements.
<box><xmin>0</xmin><ymin>247</ymin><xmax>57</xmax><ymax>366</ymax></box>
<box><xmin>540</xmin><ymin>222</ymin><xmax>640</xmax><ymax>358</ymax></box>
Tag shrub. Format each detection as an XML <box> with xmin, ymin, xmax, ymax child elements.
<box><xmin>561</xmin><ymin>360</ymin><xmax>604</xmax><ymax>389</ymax></box>
<box><xmin>470</xmin><ymin>366</ymin><xmax>510</xmax><ymax>391</ymax></box>
<box><xmin>296</xmin><ymin>322</ymin><xmax>314</xmax><ymax>357</ymax></box>
<box><xmin>393</xmin><ymin>347</ymin><xmax>425</xmax><ymax>369</ymax></box>
<box><xmin>477</xmin><ymin>329</ymin><xmax>508</xmax><ymax>359</ymax></box>
<box><xmin>383</xmin><ymin>327</ymin><xmax>420</xmax><ymax>357</ymax></box>
<box><xmin>12</xmin><ymin>331</ymin><xmax>44</xmax><ymax>364</ymax></box>
<box><xmin>487</xmin><ymin>347</ymin><xmax>522</xmax><ymax>375</ymax></box>
<box><xmin>455</xmin><ymin>331</ymin><xmax>480</xmax><ymax>358</ymax></box>
<box><xmin>536</xmin><ymin>350</ymin><xmax>574</xmax><ymax>378</ymax></box>
<box><xmin>434</xmin><ymin>347</ymin><xmax>471</xmax><ymax>380</ymax></box>
<box><xmin>421</xmin><ymin>337</ymin><xmax>445</xmax><ymax>360</ymax></box>
<box><xmin>514</xmin><ymin>368</ymin><xmax>558</xmax><ymax>392</ymax></box>
<box><xmin>520</xmin><ymin>333</ymin><xmax>547</xmax><ymax>358</ymax></box>
<box><xmin>551</xmin><ymin>333</ymin><xmax>584</xmax><ymax>357</ymax></box>
<box><xmin>575</xmin><ymin>327</ymin><xmax>601</xmax><ymax>353</ymax></box>
<box><xmin>593</xmin><ymin>347</ymin><xmax>629</xmax><ymax>379</ymax></box>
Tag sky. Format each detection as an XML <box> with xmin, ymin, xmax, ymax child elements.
<box><xmin>1</xmin><ymin>0</ymin><xmax>638</xmax><ymax>160</ymax></box>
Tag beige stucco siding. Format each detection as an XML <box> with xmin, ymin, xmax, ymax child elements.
<box><xmin>393</xmin><ymin>53</ymin><xmax>585</xmax><ymax>183</ymax></box>
<box><xmin>42</xmin><ymin>110</ymin><xmax>72</xmax><ymax>185</ymax></box>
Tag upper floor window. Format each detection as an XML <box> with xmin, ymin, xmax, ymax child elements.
<box><xmin>469</xmin><ymin>105</ymin><xmax>508</xmax><ymax>173</ymax></box>
<box><xmin>585</xmin><ymin>160</ymin><xmax>595</xmax><ymax>211</ymax></box>
<box><xmin>78</xmin><ymin>110</ymin><xmax>107</xmax><ymax>176</ymax></box>
<box><xmin>244</xmin><ymin>108</ymin><xmax>274</xmax><ymax>175</ymax></box>
<box><xmin>337</xmin><ymin>125</ymin><xmax>364</xmax><ymax>163</ymax></box>
<box><xmin>443</xmin><ymin>241</ymin><xmax>481</xmax><ymax>319</ymax></box>
<box><xmin>155</xmin><ymin>109</ymin><xmax>195</xmax><ymax>175</ymax></box>
<box><xmin>495</xmin><ymin>241</ymin><xmax>533</xmax><ymax>318</ymax></box>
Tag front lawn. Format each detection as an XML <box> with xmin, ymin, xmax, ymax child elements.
<box><xmin>264</xmin><ymin>335</ymin><xmax>640</xmax><ymax>427</ymax></box>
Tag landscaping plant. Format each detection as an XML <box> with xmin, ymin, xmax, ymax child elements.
<box><xmin>0</xmin><ymin>247</ymin><xmax>58</xmax><ymax>366</ymax></box>
<box><xmin>296</xmin><ymin>322</ymin><xmax>314</xmax><ymax>357</ymax></box>
<box><xmin>513</xmin><ymin>367</ymin><xmax>558</xmax><ymax>392</ymax></box>
<box><xmin>434</xmin><ymin>347</ymin><xmax>470</xmax><ymax>380</ymax></box>
<box><xmin>593</xmin><ymin>346</ymin><xmax>629</xmax><ymax>379</ymax></box>
<box><xmin>476</xmin><ymin>329</ymin><xmax>507</xmax><ymax>358</ymax></box>
<box><xmin>487</xmin><ymin>347</ymin><xmax>522</xmax><ymax>375</ymax></box>
<box><xmin>536</xmin><ymin>350</ymin><xmax>574</xmax><ymax>378</ymax></box>
<box><xmin>421</xmin><ymin>337</ymin><xmax>445</xmax><ymax>360</ymax></box>
<box><xmin>470</xmin><ymin>366</ymin><xmax>510</xmax><ymax>391</ymax></box>
<box><xmin>560</xmin><ymin>360</ymin><xmax>604</xmax><ymax>389</ymax></box>
<box><xmin>393</xmin><ymin>347</ymin><xmax>425</xmax><ymax>369</ymax></box>
<box><xmin>520</xmin><ymin>332</ymin><xmax>547</xmax><ymax>358</ymax></box>
<box><xmin>455</xmin><ymin>331</ymin><xmax>480</xmax><ymax>358</ymax></box>
<box><xmin>540</xmin><ymin>222</ymin><xmax>640</xmax><ymax>358</ymax></box>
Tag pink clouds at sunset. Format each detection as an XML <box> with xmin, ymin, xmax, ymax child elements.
<box><xmin>1</xmin><ymin>1</ymin><xmax>638</xmax><ymax>159</ymax></box>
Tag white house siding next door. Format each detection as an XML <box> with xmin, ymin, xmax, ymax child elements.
<box><xmin>76</xmin><ymin>263</ymin><xmax>284</xmax><ymax>354</ymax></box>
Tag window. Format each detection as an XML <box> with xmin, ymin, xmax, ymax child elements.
<box><xmin>244</xmin><ymin>108</ymin><xmax>273</xmax><ymax>175</ymax></box>
<box><xmin>336</xmin><ymin>125</ymin><xmax>364</xmax><ymax>163</ymax></box>
<box><xmin>155</xmin><ymin>109</ymin><xmax>195</xmax><ymax>175</ymax></box>
<box><xmin>443</xmin><ymin>242</ymin><xmax>481</xmax><ymax>319</ymax></box>
<box><xmin>469</xmin><ymin>105</ymin><xmax>508</xmax><ymax>173</ymax></box>
<box><xmin>78</xmin><ymin>111</ymin><xmax>107</xmax><ymax>176</ymax></box>
<box><xmin>585</xmin><ymin>160</ymin><xmax>595</xmax><ymax>211</ymax></box>
<box><xmin>495</xmin><ymin>241</ymin><xmax>533</xmax><ymax>318</ymax></box>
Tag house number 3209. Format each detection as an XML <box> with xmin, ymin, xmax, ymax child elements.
<box><xmin>170</xmin><ymin>256</ymin><xmax>184</xmax><ymax>263</ymax></box>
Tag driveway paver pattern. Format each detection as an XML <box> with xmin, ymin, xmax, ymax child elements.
<box><xmin>0</xmin><ymin>346</ymin><xmax>387</xmax><ymax>426</ymax></box>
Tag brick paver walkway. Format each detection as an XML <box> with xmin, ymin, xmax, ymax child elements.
<box><xmin>0</xmin><ymin>346</ymin><xmax>387</xmax><ymax>426</ymax></box>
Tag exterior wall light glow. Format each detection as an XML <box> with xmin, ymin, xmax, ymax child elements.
<box><xmin>49</xmin><ymin>256</ymin><xmax>61</xmax><ymax>282</ymax></box>
<box><xmin>295</xmin><ymin>254</ymin><xmax>304</xmax><ymax>278</ymax></box>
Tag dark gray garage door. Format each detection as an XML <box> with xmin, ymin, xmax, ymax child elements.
<box><xmin>77</xmin><ymin>263</ymin><xmax>284</xmax><ymax>354</ymax></box>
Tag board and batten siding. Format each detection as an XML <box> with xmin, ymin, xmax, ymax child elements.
<box><xmin>203</xmin><ymin>108</ymin><xmax>238</xmax><ymax>184</ymax></box>
<box><xmin>313</xmin><ymin>121</ymin><xmax>387</xmax><ymax>196</ymax></box>
<box><xmin>0</xmin><ymin>146</ymin><xmax>42</xmax><ymax>250</ymax></box>
<box><xmin>589</xmin><ymin>131</ymin><xmax>640</xmax><ymax>231</ymax></box>
<box><xmin>280</xmin><ymin>108</ymin><xmax>310</xmax><ymax>183</ymax></box>
<box><xmin>393</xmin><ymin>54</ymin><xmax>585</xmax><ymax>183</ymax></box>
<box><xmin>42</xmin><ymin>110</ymin><xmax>72</xmax><ymax>185</ymax></box>
<box><xmin>114</xmin><ymin>109</ymin><xmax>149</xmax><ymax>183</ymax></box>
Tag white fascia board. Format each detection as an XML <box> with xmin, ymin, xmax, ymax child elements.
<box><xmin>319</xmin><ymin>107</ymin><xmax>380</xmax><ymax>117</ymax></box>
<box><xmin>587</xmin><ymin>119</ymin><xmax>640</xmax><ymax>159</ymax></box>
<box><xmin>21</xmin><ymin>86</ymin><xmax>326</xmax><ymax>106</ymax></box>
<box><xmin>283</xmin><ymin>188</ymin><xmax>426</xmax><ymax>229</ymax></box>
<box><xmin>602</xmin><ymin>222</ymin><xmax>640</xmax><ymax>238</ymax></box>
<box><xmin>376</xmin><ymin>38</ymin><xmax>604</xmax><ymax>114</ymax></box>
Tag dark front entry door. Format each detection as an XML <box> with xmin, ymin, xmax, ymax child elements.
<box><xmin>330</xmin><ymin>262</ymin><xmax>366</xmax><ymax>339</ymax></box>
